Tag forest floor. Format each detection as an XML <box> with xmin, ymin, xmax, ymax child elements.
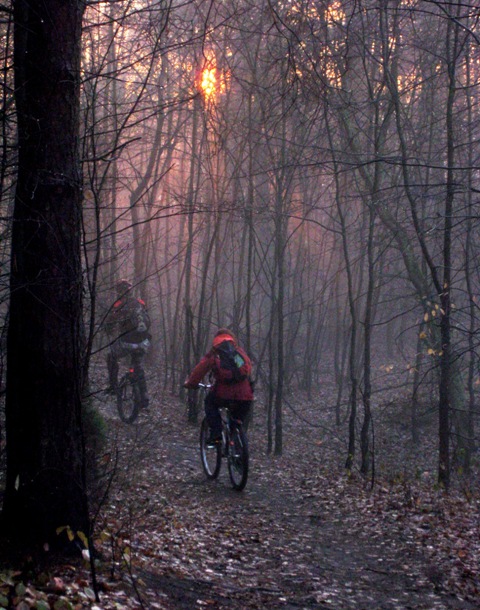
<box><xmin>2</xmin><ymin>362</ymin><xmax>480</xmax><ymax>609</ymax></box>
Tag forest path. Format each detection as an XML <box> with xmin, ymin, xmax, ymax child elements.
<box><xmin>97</xmin><ymin>390</ymin><xmax>475</xmax><ymax>610</ymax></box>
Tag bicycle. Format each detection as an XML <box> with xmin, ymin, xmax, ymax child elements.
<box><xmin>198</xmin><ymin>383</ymin><xmax>249</xmax><ymax>491</ymax></box>
<box><xmin>116</xmin><ymin>339</ymin><xmax>150</xmax><ymax>424</ymax></box>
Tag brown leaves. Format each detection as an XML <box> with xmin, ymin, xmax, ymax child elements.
<box><xmin>3</xmin><ymin>371</ymin><xmax>480</xmax><ymax>608</ymax></box>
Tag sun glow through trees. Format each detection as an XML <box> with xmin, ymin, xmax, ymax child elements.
<box><xmin>200</xmin><ymin>65</ymin><xmax>217</xmax><ymax>102</ymax></box>
<box><xmin>197</xmin><ymin>53</ymin><xmax>227</xmax><ymax>104</ymax></box>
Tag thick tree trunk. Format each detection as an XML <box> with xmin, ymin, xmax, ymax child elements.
<box><xmin>2</xmin><ymin>0</ymin><xmax>88</xmax><ymax>547</ymax></box>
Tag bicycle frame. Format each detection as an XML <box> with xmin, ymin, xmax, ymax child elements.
<box><xmin>219</xmin><ymin>407</ymin><xmax>238</xmax><ymax>451</ymax></box>
<box><xmin>198</xmin><ymin>383</ymin><xmax>249</xmax><ymax>490</ymax></box>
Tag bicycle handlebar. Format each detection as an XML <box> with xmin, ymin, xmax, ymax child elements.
<box><xmin>198</xmin><ymin>382</ymin><xmax>212</xmax><ymax>389</ymax></box>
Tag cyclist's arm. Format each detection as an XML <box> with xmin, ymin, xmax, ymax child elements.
<box><xmin>104</xmin><ymin>312</ymin><xmax>118</xmax><ymax>337</ymax></box>
<box><xmin>184</xmin><ymin>353</ymin><xmax>214</xmax><ymax>388</ymax></box>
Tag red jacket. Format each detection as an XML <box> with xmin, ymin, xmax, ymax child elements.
<box><xmin>185</xmin><ymin>344</ymin><xmax>254</xmax><ymax>401</ymax></box>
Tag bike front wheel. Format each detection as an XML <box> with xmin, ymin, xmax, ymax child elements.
<box><xmin>117</xmin><ymin>375</ymin><xmax>141</xmax><ymax>423</ymax></box>
<box><xmin>227</xmin><ymin>425</ymin><xmax>249</xmax><ymax>491</ymax></box>
<box><xmin>200</xmin><ymin>417</ymin><xmax>222</xmax><ymax>479</ymax></box>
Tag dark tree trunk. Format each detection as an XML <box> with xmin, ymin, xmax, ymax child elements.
<box><xmin>2</xmin><ymin>0</ymin><xmax>88</xmax><ymax>547</ymax></box>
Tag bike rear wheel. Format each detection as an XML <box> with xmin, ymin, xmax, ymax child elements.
<box><xmin>227</xmin><ymin>425</ymin><xmax>249</xmax><ymax>491</ymax></box>
<box><xmin>200</xmin><ymin>417</ymin><xmax>222</xmax><ymax>479</ymax></box>
<box><xmin>117</xmin><ymin>374</ymin><xmax>141</xmax><ymax>423</ymax></box>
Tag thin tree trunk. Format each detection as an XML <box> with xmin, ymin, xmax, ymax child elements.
<box><xmin>183</xmin><ymin>96</ymin><xmax>200</xmax><ymax>419</ymax></box>
<box><xmin>361</xmin><ymin>205</ymin><xmax>375</xmax><ymax>475</ymax></box>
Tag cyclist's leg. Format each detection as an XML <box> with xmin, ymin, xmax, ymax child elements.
<box><xmin>230</xmin><ymin>400</ymin><xmax>252</xmax><ymax>432</ymax></box>
<box><xmin>107</xmin><ymin>340</ymin><xmax>123</xmax><ymax>391</ymax></box>
<box><xmin>204</xmin><ymin>392</ymin><xmax>222</xmax><ymax>441</ymax></box>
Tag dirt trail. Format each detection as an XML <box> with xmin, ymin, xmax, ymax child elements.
<box><xmin>97</xmin><ymin>391</ymin><xmax>476</xmax><ymax>610</ymax></box>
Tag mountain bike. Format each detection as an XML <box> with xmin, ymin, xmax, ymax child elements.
<box><xmin>198</xmin><ymin>383</ymin><xmax>249</xmax><ymax>491</ymax></box>
<box><xmin>116</xmin><ymin>339</ymin><xmax>150</xmax><ymax>424</ymax></box>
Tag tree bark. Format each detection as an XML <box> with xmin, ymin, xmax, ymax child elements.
<box><xmin>2</xmin><ymin>0</ymin><xmax>88</xmax><ymax>547</ymax></box>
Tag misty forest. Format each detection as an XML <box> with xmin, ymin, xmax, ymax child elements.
<box><xmin>1</xmin><ymin>0</ymin><xmax>480</xmax><ymax>608</ymax></box>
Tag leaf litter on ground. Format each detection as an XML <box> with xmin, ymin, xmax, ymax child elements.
<box><xmin>1</xmin><ymin>357</ymin><xmax>480</xmax><ymax>609</ymax></box>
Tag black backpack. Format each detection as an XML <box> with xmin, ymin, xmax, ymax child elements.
<box><xmin>215</xmin><ymin>341</ymin><xmax>247</xmax><ymax>384</ymax></box>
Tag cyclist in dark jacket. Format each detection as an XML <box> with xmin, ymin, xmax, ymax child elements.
<box><xmin>184</xmin><ymin>328</ymin><xmax>253</xmax><ymax>443</ymax></box>
<box><xmin>105</xmin><ymin>279</ymin><xmax>151</xmax><ymax>402</ymax></box>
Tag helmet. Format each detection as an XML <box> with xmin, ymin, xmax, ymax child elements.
<box><xmin>116</xmin><ymin>279</ymin><xmax>132</xmax><ymax>295</ymax></box>
<box><xmin>212</xmin><ymin>328</ymin><xmax>236</xmax><ymax>348</ymax></box>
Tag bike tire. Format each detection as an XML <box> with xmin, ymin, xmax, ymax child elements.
<box><xmin>227</xmin><ymin>425</ymin><xmax>249</xmax><ymax>491</ymax></box>
<box><xmin>200</xmin><ymin>417</ymin><xmax>222</xmax><ymax>479</ymax></box>
<box><xmin>117</xmin><ymin>375</ymin><xmax>141</xmax><ymax>424</ymax></box>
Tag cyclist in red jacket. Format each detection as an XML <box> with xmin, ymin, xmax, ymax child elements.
<box><xmin>184</xmin><ymin>329</ymin><xmax>254</xmax><ymax>444</ymax></box>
